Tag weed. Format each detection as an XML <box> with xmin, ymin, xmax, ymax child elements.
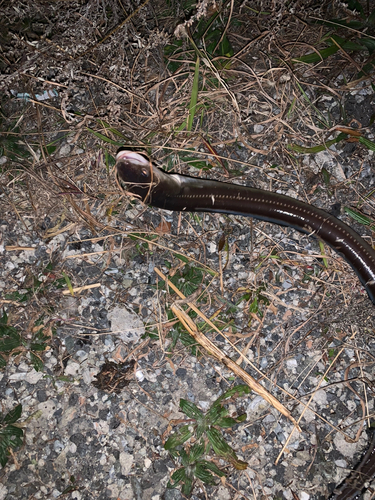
<box><xmin>0</xmin><ymin>312</ymin><xmax>21</xmax><ymax>369</ymax></box>
<box><xmin>164</xmin><ymin>6</ymin><xmax>234</xmax><ymax>73</ymax></box>
<box><xmin>0</xmin><ymin>311</ymin><xmax>52</xmax><ymax>372</ymax></box>
<box><xmin>167</xmin><ymin>443</ymin><xmax>225</xmax><ymax>496</ymax></box>
<box><xmin>165</xmin><ymin>385</ymin><xmax>249</xmax><ymax>496</ymax></box>
<box><xmin>163</xmin><ymin>4</ymin><xmax>235</xmax><ymax>131</ymax></box>
<box><xmin>236</xmin><ymin>284</ymin><xmax>269</xmax><ymax>322</ymax></box>
<box><xmin>293</xmin><ymin>0</ymin><xmax>375</xmax><ymax>77</ymax></box>
<box><xmin>289</xmin><ymin>131</ymin><xmax>375</xmax><ymax>156</ymax></box>
<box><xmin>167</xmin><ymin>310</ymin><xmax>201</xmax><ymax>356</ymax></box>
<box><xmin>128</xmin><ymin>232</ymin><xmax>158</xmax><ymax>254</ymax></box>
<box><xmin>0</xmin><ymin>404</ymin><xmax>23</xmax><ymax>468</ymax></box>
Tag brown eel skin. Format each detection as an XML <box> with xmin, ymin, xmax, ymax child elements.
<box><xmin>116</xmin><ymin>149</ymin><xmax>375</xmax><ymax>498</ymax></box>
<box><xmin>116</xmin><ymin>150</ymin><xmax>375</xmax><ymax>304</ymax></box>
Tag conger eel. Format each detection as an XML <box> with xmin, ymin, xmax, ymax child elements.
<box><xmin>116</xmin><ymin>150</ymin><xmax>375</xmax><ymax>497</ymax></box>
<box><xmin>116</xmin><ymin>149</ymin><xmax>375</xmax><ymax>305</ymax></box>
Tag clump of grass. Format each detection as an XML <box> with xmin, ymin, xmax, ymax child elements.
<box><xmin>293</xmin><ymin>0</ymin><xmax>375</xmax><ymax>78</ymax></box>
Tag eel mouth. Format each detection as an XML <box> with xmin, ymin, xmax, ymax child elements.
<box><xmin>116</xmin><ymin>150</ymin><xmax>150</xmax><ymax>166</ymax></box>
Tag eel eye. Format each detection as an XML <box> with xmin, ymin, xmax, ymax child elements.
<box><xmin>141</xmin><ymin>168</ymin><xmax>149</xmax><ymax>178</ymax></box>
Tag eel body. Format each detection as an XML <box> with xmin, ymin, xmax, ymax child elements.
<box><xmin>116</xmin><ymin>150</ymin><xmax>375</xmax><ymax>304</ymax></box>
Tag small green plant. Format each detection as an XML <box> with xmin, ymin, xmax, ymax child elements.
<box><xmin>167</xmin><ymin>312</ymin><xmax>201</xmax><ymax>356</ymax></box>
<box><xmin>0</xmin><ymin>311</ymin><xmax>52</xmax><ymax>371</ymax></box>
<box><xmin>0</xmin><ymin>312</ymin><xmax>21</xmax><ymax>368</ymax></box>
<box><xmin>128</xmin><ymin>232</ymin><xmax>159</xmax><ymax>254</ymax></box>
<box><xmin>237</xmin><ymin>283</ymin><xmax>269</xmax><ymax>323</ymax></box>
<box><xmin>28</xmin><ymin>316</ymin><xmax>52</xmax><ymax>372</ymax></box>
<box><xmin>165</xmin><ymin>385</ymin><xmax>250</xmax><ymax>496</ymax></box>
<box><xmin>0</xmin><ymin>404</ymin><xmax>23</xmax><ymax>467</ymax></box>
<box><xmin>167</xmin><ymin>443</ymin><xmax>225</xmax><ymax>496</ymax></box>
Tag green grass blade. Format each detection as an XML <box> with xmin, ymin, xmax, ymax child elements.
<box><xmin>289</xmin><ymin>132</ymin><xmax>348</xmax><ymax>153</ymax></box>
<box><xmin>62</xmin><ymin>272</ymin><xmax>74</xmax><ymax>296</ymax></box>
<box><xmin>318</xmin><ymin>241</ymin><xmax>328</xmax><ymax>268</ymax></box>
<box><xmin>293</xmin><ymin>44</ymin><xmax>339</xmax><ymax>64</ymax></box>
<box><xmin>359</xmin><ymin>136</ymin><xmax>375</xmax><ymax>151</ymax></box>
<box><xmin>4</xmin><ymin>404</ymin><xmax>22</xmax><ymax>425</ymax></box>
<box><xmin>295</xmin><ymin>81</ymin><xmax>330</xmax><ymax>127</ymax></box>
<box><xmin>344</xmin><ymin>207</ymin><xmax>374</xmax><ymax>227</ymax></box>
<box><xmin>187</xmin><ymin>57</ymin><xmax>200</xmax><ymax>131</ymax></box>
<box><xmin>85</xmin><ymin>128</ymin><xmax>123</xmax><ymax>145</ymax></box>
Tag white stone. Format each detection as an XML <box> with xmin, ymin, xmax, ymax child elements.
<box><xmin>108</xmin><ymin>306</ymin><xmax>145</xmax><ymax>343</ymax></box>
<box><xmin>299</xmin><ymin>493</ymin><xmax>310</xmax><ymax>500</ymax></box>
<box><xmin>64</xmin><ymin>361</ymin><xmax>81</xmax><ymax>376</ymax></box>
<box><xmin>119</xmin><ymin>452</ymin><xmax>133</xmax><ymax>475</ymax></box>
<box><xmin>9</xmin><ymin>370</ymin><xmax>44</xmax><ymax>384</ymax></box>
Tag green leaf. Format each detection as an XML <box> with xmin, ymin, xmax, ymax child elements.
<box><xmin>181</xmin><ymin>476</ymin><xmax>194</xmax><ymax>496</ymax></box>
<box><xmin>359</xmin><ymin>38</ymin><xmax>375</xmax><ymax>54</ymax></box>
<box><xmin>331</xmin><ymin>35</ymin><xmax>365</xmax><ymax>51</ymax></box>
<box><xmin>359</xmin><ymin>135</ymin><xmax>375</xmax><ymax>151</ymax></box>
<box><xmin>189</xmin><ymin>442</ymin><xmax>205</xmax><ymax>461</ymax></box>
<box><xmin>196</xmin><ymin>420</ymin><xmax>208</xmax><ymax>439</ymax></box>
<box><xmin>215</xmin><ymin>416</ymin><xmax>244</xmax><ymax>428</ymax></box>
<box><xmin>0</xmin><ymin>355</ymin><xmax>6</xmax><ymax>369</ymax></box>
<box><xmin>293</xmin><ymin>34</ymin><xmax>367</xmax><ymax>65</ymax></box>
<box><xmin>100</xmin><ymin>121</ymin><xmax>130</xmax><ymax>139</ymax></box>
<box><xmin>321</xmin><ymin>167</ymin><xmax>331</xmax><ymax>186</ymax></box>
<box><xmin>207</xmin><ymin>427</ymin><xmax>248</xmax><ymax>469</ymax></box>
<box><xmin>4</xmin><ymin>405</ymin><xmax>22</xmax><ymax>425</ymax></box>
<box><xmin>345</xmin><ymin>0</ymin><xmax>365</xmax><ymax>16</ymax></box>
<box><xmin>44</xmin><ymin>145</ymin><xmax>57</xmax><ymax>155</ymax></box>
<box><xmin>194</xmin><ymin>462</ymin><xmax>215</xmax><ymax>483</ymax></box>
<box><xmin>62</xmin><ymin>271</ymin><xmax>74</xmax><ymax>296</ymax></box>
<box><xmin>358</xmin><ymin>60</ymin><xmax>375</xmax><ymax>78</ymax></box>
<box><xmin>289</xmin><ymin>132</ymin><xmax>348</xmax><ymax>154</ymax></box>
<box><xmin>198</xmin><ymin>459</ymin><xmax>225</xmax><ymax>477</ymax></box>
<box><xmin>175</xmin><ymin>253</ymin><xmax>189</xmax><ymax>263</ymax></box>
<box><xmin>85</xmin><ymin>128</ymin><xmax>123</xmax><ymax>146</ymax></box>
<box><xmin>293</xmin><ymin>44</ymin><xmax>340</xmax><ymax>64</ymax></box>
<box><xmin>105</xmin><ymin>151</ymin><xmax>116</xmax><ymax>169</ymax></box>
<box><xmin>164</xmin><ymin>425</ymin><xmax>193</xmax><ymax>450</ymax></box>
<box><xmin>206</xmin><ymin>404</ymin><xmax>228</xmax><ymax>425</ymax></box>
<box><xmin>0</xmin><ymin>325</ymin><xmax>21</xmax><ymax>352</ymax></box>
<box><xmin>344</xmin><ymin>207</ymin><xmax>374</xmax><ymax>226</ymax></box>
<box><xmin>249</xmin><ymin>297</ymin><xmax>258</xmax><ymax>313</ymax></box>
<box><xmin>30</xmin><ymin>352</ymin><xmax>44</xmax><ymax>372</ymax></box>
<box><xmin>0</xmin><ymin>449</ymin><xmax>9</xmax><ymax>468</ymax></box>
<box><xmin>212</xmin><ymin>385</ymin><xmax>251</xmax><ymax>407</ymax></box>
<box><xmin>179</xmin><ymin>399</ymin><xmax>204</xmax><ymax>420</ymax></box>
<box><xmin>0</xmin><ymin>425</ymin><xmax>23</xmax><ymax>449</ymax></box>
<box><xmin>30</xmin><ymin>342</ymin><xmax>47</xmax><ymax>352</ymax></box>
<box><xmin>169</xmin><ymin>467</ymin><xmax>186</xmax><ymax>486</ymax></box>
